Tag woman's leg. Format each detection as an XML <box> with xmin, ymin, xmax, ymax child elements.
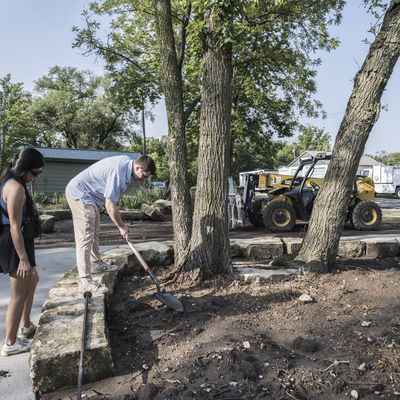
<box><xmin>5</xmin><ymin>272</ymin><xmax>33</xmax><ymax>345</ymax></box>
<box><xmin>20</xmin><ymin>266</ymin><xmax>39</xmax><ymax>328</ymax></box>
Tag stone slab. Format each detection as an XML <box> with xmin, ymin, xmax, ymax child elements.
<box><xmin>38</xmin><ymin>209</ymin><xmax>72</xmax><ymax>221</ymax></box>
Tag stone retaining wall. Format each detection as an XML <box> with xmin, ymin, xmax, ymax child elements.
<box><xmin>29</xmin><ymin>236</ymin><xmax>400</xmax><ymax>394</ymax></box>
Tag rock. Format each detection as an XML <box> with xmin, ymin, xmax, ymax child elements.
<box><xmin>298</xmin><ymin>294</ymin><xmax>314</xmax><ymax>304</ymax></box>
<box><xmin>38</xmin><ymin>209</ymin><xmax>72</xmax><ymax>221</ymax></box>
<box><xmin>351</xmin><ymin>389</ymin><xmax>359</xmax><ymax>399</ymax></box>
<box><xmin>292</xmin><ymin>337</ymin><xmax>318</xmax><ymax>352</ymax></box>
<box><xmin>358</xmin><ymin>363</ymin><xmax>367</xmax><ymax>371</ymax></box>
<box><xmin>39</xmin><ymin>215</ymin><xmax>56</xmax><ymax>233</ymax></box>
<box><xmin>270</xmin><ymin>253</ymin><xmax>297</xmax><ymax>267</ymax></box>
<box><xmin>230</xmin><ymin>237</ymin><xmax>284</xmax><ymax>260</ymax></box>
<box><xmin>363</xmin><ymin>238</ymin><xmax>400</xmax><ymax>258</ymax></box>
<box><xmin>338</xmin><ymin>240</ymin><xmax>365</xmax><ymax>258</ymax></box>
<box><xmin>119</xmin><ymin>209</ymin><xmax>147</xmax><ymax>221</ymax></box>
<box><xmin>140</xmin><ymin>203</ymin><xmax>165</xmax><ymax>221</ymax></box>
<box><xmin>151</xmin><ymin>199</ymin><xmax>172</xmax><ymax>218</ymax></box>
<box><xmin>282</xmin><ymin>238</ymin><xmax>303</xmax><ymax>254</ymax></box>
<box><xmin>29</xmin><ymin>286</ymin><xmax>115</xmax><ymax>394</ymax></box>
<box><xmin>137</xmin><ymin>383</ymin><xmax>157</xmax><ymax>400</ymax></box>
<box><xmin>361</xmin><ymin>321</ymin><xmax>372</xmax><ymax>327</ymax></box>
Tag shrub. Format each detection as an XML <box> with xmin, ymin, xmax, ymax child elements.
<box><xmin>118</xmin><ymin>188</ymin><xmax>168</xmax><ymax>209</ymax></box>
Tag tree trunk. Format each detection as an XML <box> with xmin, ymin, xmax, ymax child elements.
<box><xmin>182</xmin><ymin>6</ymin><xmax>233</xmax><ymax>279</ymax></box>
<box><xmin>154</xmin><ymin>0</ymin><xmax>193</xmax><ymax>266</ymax></box>
<box><xmin>296</xmin><ymin>1</ymin><xmax>400</xmax><ymax>268</ymax></box>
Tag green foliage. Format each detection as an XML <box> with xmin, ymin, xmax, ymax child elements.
<box><xmin>31</xmin><ymin>66</ymin><xmax>141</xmax><ymax>149</ymax></box>
<box><xmin>117</xmin><ymin>187</ymin><xmax>168</xmax><ymax>209</ymax></box>
<box><xmin>0</xmin><ymin>74</ymin><xmax>38</xmax><ymax>167</ymax></box>
<box><xmin>366</xmin><ymin>151</ymin><xmax>400</xmax><ymax>166</ymax></box>
<box><xmin>274</xmin><ymin>126</ymin><xmax>332</xmax><ymax>167</ymax></box>
<box><xmin>31</xmin><ymin>192</ymin><xmax>70</xmax><ymax>209</ymax></box>
<box><xmin>73</xmin><ymin>0</ymin><xmax>346</xmax><ymax>167</ymax></box>
<box><xmin>128</xmin><ymin>135</ymin><xmax>170</xmax><ymax>182</ymax></box>
<box><xmin>72</xmin><ymin>0</ymin><xmax>162</xmax><ymax>109</ymax></box>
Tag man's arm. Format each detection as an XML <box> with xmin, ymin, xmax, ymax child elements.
<box><xmin>105</xmin><ymin>198</ymin><xmax>130</xmax><ymax>242</ymax></box>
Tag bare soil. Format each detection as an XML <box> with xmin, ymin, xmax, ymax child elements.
<box><xmin>38</xmin><ymin>215</ymin><xmax>400</xmax><ymax>400</ymax></box>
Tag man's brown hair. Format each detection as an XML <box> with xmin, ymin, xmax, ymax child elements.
<box><xmin>134</xmin><ymin>155</ymin><xmax>156</xmax><ymax>175</ymax></box>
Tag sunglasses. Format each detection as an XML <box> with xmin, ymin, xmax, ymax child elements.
<box><xmin>30</xmin><ymin>169</ymin><xmax>42</xmax><ymax>177</ymax></box>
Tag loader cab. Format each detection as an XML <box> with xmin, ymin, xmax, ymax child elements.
<box><xmin>283</xmin><ymin>153</ymin><xmax>330</xmax><ymax>220</ymax></box>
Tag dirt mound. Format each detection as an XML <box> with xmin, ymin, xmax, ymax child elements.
<box><xmin>41</xmin><ymin>257</ymin><xmax>400</xmax><ymax>400</ymax></box>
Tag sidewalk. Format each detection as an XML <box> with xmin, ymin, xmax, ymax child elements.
<box><xmin>0</xmin><ymin>246</ymin><xmax>114</xmax><ymax>400</ymax></box>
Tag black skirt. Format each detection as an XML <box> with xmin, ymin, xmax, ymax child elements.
<box><xmin>0</xmin><ymin>225</ymin><xmax>36</xmax><ymax>274</ymax></box>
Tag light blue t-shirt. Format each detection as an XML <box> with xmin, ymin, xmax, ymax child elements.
<box><xmin>66</xmin><ymin>156</ymin><xmax>133</xmax><ymax>211</ymax></box>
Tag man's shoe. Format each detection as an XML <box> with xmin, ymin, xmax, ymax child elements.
<box><xmin>18</xmin><ymin>321</ymin><xmax>37</xmax><ymax>339</ymax></box>
<box><xmin>91</xmin><ymin>261</ymin><xmax>118</xmax><ymax>274</ymax></box>
<box><xmin>1</xmin><ymin>338</ymin><xmax>32</xmax><ymax>357</ymax></box>
<box><xmin>79</xmin><ymin>279</ymin><xmax>108</xmax><ymax>293</ymax></box>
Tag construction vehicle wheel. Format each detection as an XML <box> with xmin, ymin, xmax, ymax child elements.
<box><xmin>248</xmin><ymin>199</ymin><xmax>265</xmax><ymax>227</ymax></box>
<box><xmin>350</xmin><ymin>200</ymin><xmax>382</xmax><ymax>230</ymax></box>
<box><xmin>347</xmin><ymin>207</ymin><xmax>356</xmax><ymax>229</ymax></box>
<box><xmin>263</xmin><ymin>201</ymin><xmax>296</xmax><ymax>232</ymax></box>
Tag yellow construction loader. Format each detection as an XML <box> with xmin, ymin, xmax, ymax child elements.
<box><xmin>231</xmin><ymin>152</ymin><xmax>382</xmax><ymax>232</ymax></box>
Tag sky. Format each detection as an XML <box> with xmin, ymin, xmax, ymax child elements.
<box><xmin>0</xmin><ymin>1</ymin><xmax>398</xmax><ymax>157</ymax></box>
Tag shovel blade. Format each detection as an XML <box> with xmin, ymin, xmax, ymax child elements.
<box><xmin>156</xmin><ymin>291</ymin><xmax>183</xmax><ymax>312</ymax></box>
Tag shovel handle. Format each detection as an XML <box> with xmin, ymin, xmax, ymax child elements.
<box><xmin>127</xmin><ymin>240</ymin><xmax>150</xmax><ymax>273</ymax></box>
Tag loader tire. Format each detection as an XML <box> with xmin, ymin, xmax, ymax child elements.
<box><xmin>350</xmin><ymin>200</ymin><xmax>382</xmax><ymax>230</ymax></box>
<box><xmin>263</xmin><ymin>201</ymin><xmax>296</xmax><ymax>232</ymax></box>
<box><xmin>248</xmin><ymin>199</ymin><xmax>264</xmax><ymax>227</ymax></box>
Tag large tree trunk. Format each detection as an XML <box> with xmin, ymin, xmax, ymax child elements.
<box><xmin>296</xmin><ymin>1</ymin><xmax>400</xmax><ymax>269</ymax></box>
<box><xmin>182</xmin><ymin>6</ymin><xmax>233</xmax><ymax>279</ymax></box>
<box><xmin>154</xmin><ymin>0</ymin><xmax>193</xmax><ymax>266</ymax></box>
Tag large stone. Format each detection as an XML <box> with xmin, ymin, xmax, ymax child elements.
<box><xmin>363</xmin><ymin>238</ymin><xmax>400</xmax><ymax>258</ymax></box>
<box><xmin>101</xmin><ymin>241</ymin><xmax>174</xmax><ymax>277</ymax></box>
<box><xmin>29</xmin><ymin>286</ymin><xmax>114</xmax><ymax>394</ymax></box>
<box><xmin>38</xmin><ymin>209</ymin><xmax>72</xmax><ymax>221</ymax></box>
<box><xmin>235</xmin><ymin>265</ymin><xmax>298</xmax><ymax>283</ymax></box>
<box><xmin>151</xmin><ymin>199</ymin><xmax>172</xmax><ymax>218</ymax></box>
<box><xmin>338</xmin><ymin>239</ymin><xmax>366</xmax><ymax>258</ymax></box>
<box><xmin>140</xmin><ymin>203</ymin><xmax>165</xmax><ymax>221</ymax></box>
<box><xmin>230</xmin><ymin>237</ymin><xmax>284</xmax><ymax>260</ymax></box>
<box><xmin>282</xmin><ymin>238</ymin><xmax>303</xmax><ymax>254</ymax></box>
<box><xmin>39</xmin><ymin>215</ymin><xmax>56</xmax><ymax>233</ymax></box>
<box><xmin>119</xmin><ymin>209</ymin><xmax>147</xmax><ymax>221</ymax></box>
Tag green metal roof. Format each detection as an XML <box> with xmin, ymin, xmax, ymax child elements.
<box><xmin>33</xmin><ymin>147</ymin><xmax>142</xmax><ymax>163</ymax></box>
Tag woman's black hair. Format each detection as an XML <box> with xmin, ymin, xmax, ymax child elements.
<box><xmin>0</xmin><ymin>147</ymin><xmax>45</xmax><ymax>232</ymax></box>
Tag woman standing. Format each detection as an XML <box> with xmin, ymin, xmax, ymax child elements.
<box><xmin>0</xmin><ymin>147</ymin><xmax>44</xmax><ymax>356</ymax></box>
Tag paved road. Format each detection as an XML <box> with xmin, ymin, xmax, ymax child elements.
<box><xmin>0</xmin><ymin>246</ymin><xmax>114</xmax><ymax>400</ymax></box>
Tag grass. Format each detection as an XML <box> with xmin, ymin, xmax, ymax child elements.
<box><xmin>31</xmin><ymin>192</ymin><xmax>70</xmax><ymax>210</ymax></box>
<box><xmin>117</xmin><ymin>188</ymin><xmax>169</xmax><ymax>209</ymax></box>
<box><xmin>31</xmin><ymin>188</ymin><xmax>169</xmax><ymax>210</ymax></box>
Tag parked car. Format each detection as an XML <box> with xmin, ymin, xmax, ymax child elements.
<box><xmin>150</xmin><ymin>182</ymin><xmax>166</xmax><ymax>190</ymax></box>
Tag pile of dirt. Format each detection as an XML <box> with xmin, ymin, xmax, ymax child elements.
<box><xmin>41</xmin><ymin>257</ymin><xmax>400</xmax><ymax>400</ymax></box>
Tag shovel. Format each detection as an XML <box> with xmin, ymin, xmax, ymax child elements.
<box><xmin>127</xmin><ymin>239</ymin><xmax>183</xmax><ymax>312</ymax></box>
<box><xmin>76</xmin><ymin>291</ymin><xmax>92</xmax><ymax>400</ymax></box>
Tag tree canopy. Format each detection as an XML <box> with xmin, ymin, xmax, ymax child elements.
<box><xmin>31</xmin><ymin>66</ymin><xmax>141</xmax><ymax>149</ymax></box>
<box><xmin>0</xmin><ymin>74</ymin><xmax>36</xmax><ymax>167</ymax></box>
<box><xmin>73</xmin><ymin>0</ymin><xmax>345</xmax><ymax>159</ymax></box>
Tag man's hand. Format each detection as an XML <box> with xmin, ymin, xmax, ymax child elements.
<box><xmin>105</xmin><ymin>199</ymin><xmax>131</xmax><ymax>242</ymax></box>
<box><xmin>119</xmin><ymin>225</ymin><xmax>130</xmax><ymax>242</ymax></box>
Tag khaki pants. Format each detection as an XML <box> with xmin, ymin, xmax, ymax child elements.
<box><xmin>66</xmin><ymin>191</ymin><xmax>101</xmax><ymax>279</ymax></box>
